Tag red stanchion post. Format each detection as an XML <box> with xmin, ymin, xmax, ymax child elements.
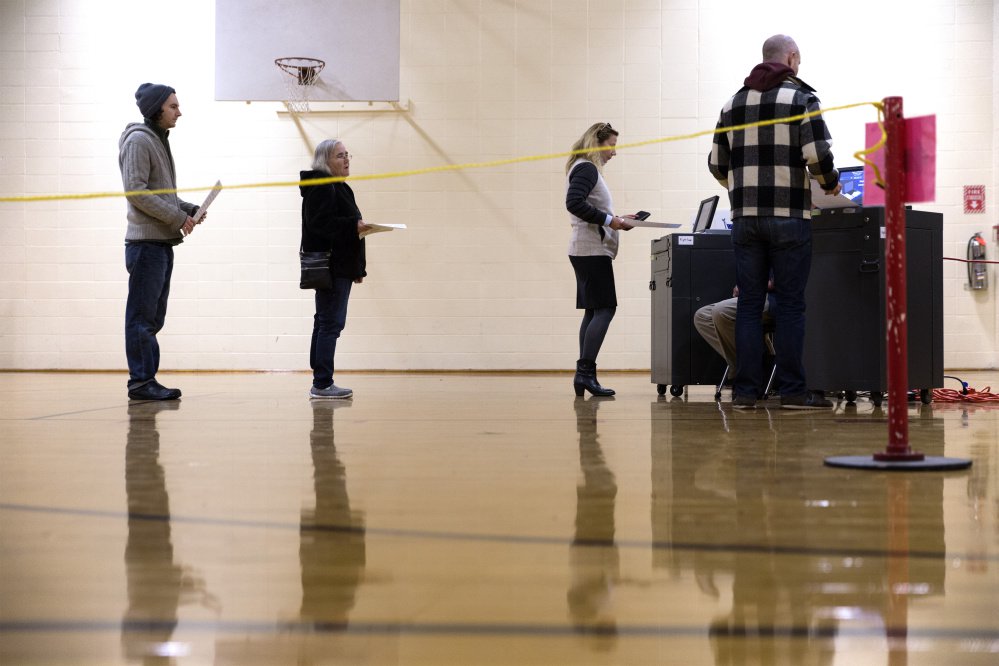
<box><xmin>875</xmin><ymin>96</ymin><xmax>924</xmax><ymax>462</ymax></box>
<box><xmin>825</xmin><ymin>100</ymin><xmax>971</xmax><ymax>469</ymax></box>
<box><xmin>824</xmin><ymin>102</ymin><xmax>970</xmax><ymax>471</ymax></box>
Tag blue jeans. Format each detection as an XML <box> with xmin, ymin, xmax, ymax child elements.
<box><xmin>125</xmin><ymin>242</ymin><xmax>174</xmax><ymax>389</ymax></box>
<box><xmin>311</xmin><ymin>278</ymin><xmax>353</xmax><ymax>388</ymax></box>
<box><xmin>732</xmin><ymin>216</ymin><xmax>812</xmax><ymax>399</ymax></box>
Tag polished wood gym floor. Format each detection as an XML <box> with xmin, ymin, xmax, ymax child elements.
<box><xmin>1</xmin><ymin>371</ymin><xmax>997</xmax><ymax>665</ymax></box>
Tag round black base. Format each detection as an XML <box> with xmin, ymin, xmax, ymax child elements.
<box><xmin>824</xmin><ymin>455</ymin><xmax>973</xmax><ymax>471</ymax></box>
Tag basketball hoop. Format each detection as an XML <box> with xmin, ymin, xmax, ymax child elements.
<box><xmin>274</xmin><ymin>57</ymin><xmax>325</xmax><ymax>113</ymax></box>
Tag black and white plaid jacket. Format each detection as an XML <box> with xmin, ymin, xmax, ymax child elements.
<box><xmin>708</xmin><ymin>74</ymin><xmax>839</xmax><ymax>220</ymax></box>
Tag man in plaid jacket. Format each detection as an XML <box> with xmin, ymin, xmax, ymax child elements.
<box><xmin>708</xmin><ymin>34</ymin><xmax>841</xmax><ymax>410</ymax></box>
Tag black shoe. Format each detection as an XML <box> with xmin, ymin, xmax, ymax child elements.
<box><xmin>780</xmin><ymin>392</ymin><xmax>832</xmax><ymax>410</ymax></box>
<box><xmin>573</xmin><ymin>359</ymin><xmax>615</xmax><ymax>397</ymax></box>
<box><xmin>128</xmin><ymin>381</ymin><xmax>181</xmax><ymax>401</ymax></box>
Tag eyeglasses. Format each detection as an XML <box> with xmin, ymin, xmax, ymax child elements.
<box><xmin>334</xmin><ymin>152</ymin><xmax>351</xmax><ymax>160</ymax></box>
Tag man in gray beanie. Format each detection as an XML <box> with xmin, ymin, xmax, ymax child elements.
<box><xmin>118</xmin><ymin>83</ymin><xmax>202</xmax><ymax>401</ymax></box>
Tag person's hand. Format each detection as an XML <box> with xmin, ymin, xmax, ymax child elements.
<box><xmin>354</xmin><ymin>277</ymin><xmax>364</xmax><ymax>284</ymax></box>
<box><xmin>828</xmin><ymin>182</ymin><xmax>843</xmax><ymax>196</ymax></box>
<box><xmin>357</xmin><ymin>220</ymin><xmax>373</xmax><ymax>235</ymax></box>
<box><xmin>181</xmin><ymin>216</ymin><xmax>196</xmax><ymax>236</ymax></box>
<box><xmin>610</xmin><ymin>216</ymin><xmax>633</xmax><ymax>231</ymax></box>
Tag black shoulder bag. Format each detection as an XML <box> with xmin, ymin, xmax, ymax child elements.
<box><xmin>299</xmin><ymin>243</ymin><xmax>332</xmax><ymax>290</ymax></box>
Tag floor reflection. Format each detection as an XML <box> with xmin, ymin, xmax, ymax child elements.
<box><xmin>121</xmin><ymin>401</ymin><xmax>217</xmax><ymax>664</ymax></box>
<box><xmin>568</xmin><ymin>396</ymin><xmax>619</xmax><ymax>651</ymax></box>
<box><xmin>650</xmin><ymin>400</ymin><xmax>948</xmax><ymax>663</ymax></box>
<box><xmin>214</xmin><ymin>400</ymin><xmax>368</xmax><ymax>664</ymax></box>
<box><xmin>1</xmin><ymin>371</ymin><xmax>990</xmax><ymax>664</ymax></box>
<box><xmin>299</xmin><ymin>400</ymin><xmax>366</xmax><ymax>628</ymax></box>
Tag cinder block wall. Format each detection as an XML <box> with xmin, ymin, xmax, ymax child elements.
<box><xmin>0</xmin><ymin>0</ymin><xmax>995</xmax><ymax>370</ymax></box>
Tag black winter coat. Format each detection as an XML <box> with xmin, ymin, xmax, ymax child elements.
<box><xmin>300</xmin><ymin>170</ymin><xmax>367</xmax><ymax>280</ymax></box>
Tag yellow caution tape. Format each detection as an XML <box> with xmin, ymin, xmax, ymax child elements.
<box><xmin>0</xmin><ymin>101</ymin><xmax>884</xmax><ymax>204</ymax></box>
<box><xmin>852</xmin><ymin>103</ymin><xmax>887</xmax><ymax>189</ymax></box>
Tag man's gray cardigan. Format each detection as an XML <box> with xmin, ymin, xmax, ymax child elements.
<box><xmin>118</xmin><ymin>122</ymin><xmax>197</xmax><ymax>243</ymax></box>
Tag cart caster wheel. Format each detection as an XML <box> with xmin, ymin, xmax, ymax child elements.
<box><xmin>669</xmin><ymin>385</ymin><xmax>684</xmax><ymax>397</ymax></box>
<box><xmin>871</xmin><ymin>391</ymin><xmax>883</xmax><ymax>407</ymax></box>
<box><xmin>845</xmin><ymin>390</ymin><xmax>857</xmax><ymax>403</ymax></box>
<box><xmin>920</xmin><ymin>388</ymin><xmax>932</xmax><ymax>405</ymax></box>
<box><xmin>657</xmin><ymin>384</ymin><xmax>667</xmax><ymax>396</ymax></box>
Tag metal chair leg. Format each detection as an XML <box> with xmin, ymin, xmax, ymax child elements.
<box><xmin>762</xmin><ymin>330</ymin><xmax>777</xmax><ymax>398</ymax></box>
<box><xmin>715</xmin><ymin>365</ymin><xmax>729</xmax><ymax>401</ymax></box>
<box><xmin>764</xmin><ymin>362</ymin><xmax>777</xmax><ymax>398</ymax></box>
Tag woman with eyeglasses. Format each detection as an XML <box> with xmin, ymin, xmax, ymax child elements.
<box><xmin>565</xmin><ymin>123</ymin><xmax>635</xmax><ymax>396</ymax></box>
<box><xmin>300</xmin><ymin>139</ymin><xmax>371</xmax><ymax>399</ymax></box>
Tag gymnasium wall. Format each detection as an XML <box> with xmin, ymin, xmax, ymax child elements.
<box><xmin>0</xmin><ymin>0</ymin><xmax>996</xmax><ymax>371</ymax></box>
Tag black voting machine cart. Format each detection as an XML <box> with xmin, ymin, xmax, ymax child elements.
<box><xmin>650</xmin><ymin>206</ymin><xmax>944</xmax><ymax>403</ymax></box>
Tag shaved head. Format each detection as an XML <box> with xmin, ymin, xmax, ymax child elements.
<box><xmin>762</xmin><ymin>34</ymin><xmax>798</xmax><ymax>62</ymax></box>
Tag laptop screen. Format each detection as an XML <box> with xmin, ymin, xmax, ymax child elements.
<box><xmin>693</xmin><ymin>195</ymin><xmax>719</xmax><ymax>233</ymax></box>
<box><xmin>838</xmin><ymin>166</ymin><xmax>864</xmax><ymax>205</ymax></box>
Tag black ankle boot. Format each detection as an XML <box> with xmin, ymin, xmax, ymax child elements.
<box><xmin>573</xmin><ymin>359</ymin><xmax>615</xmax><ymax>397</ymax></box>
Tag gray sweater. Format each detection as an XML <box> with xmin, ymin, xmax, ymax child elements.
<box><xmin>118</xmin><ymin>122</ymin><xmax>197</xmax><ymax>243</ymax></box>
<box><xmin>565</xmin><ymin>158</ymin><xmax>618</xmax><ymax>259</ymax></box>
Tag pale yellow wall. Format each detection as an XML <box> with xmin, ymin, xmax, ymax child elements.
<box><xmin>0</xmin><ymin>0</ymin><xmax>995</xmax><ymax>370</ymax></box>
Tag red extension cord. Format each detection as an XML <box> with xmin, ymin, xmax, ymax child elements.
<box><xmin>930</xmin><ymin>385</ymin><xmax>999</xmax><ymax>403</ymax></box>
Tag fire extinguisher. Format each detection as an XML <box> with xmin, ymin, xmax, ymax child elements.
<box><xmin>967</xmin><ymin>232</ymin><xmax>988</xmax><ymax>290</ymax></box>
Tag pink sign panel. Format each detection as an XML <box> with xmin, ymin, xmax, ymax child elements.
<box><xmin>863</xmin><ymin>114</ymin><xmax>936</xmax><ymax>205</ymax></box>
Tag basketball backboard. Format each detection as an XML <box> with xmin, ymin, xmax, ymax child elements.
<box><xmin>215</xmin><ymin>0</ymin><xmax>400</xmax><ymax>103</ymax></box>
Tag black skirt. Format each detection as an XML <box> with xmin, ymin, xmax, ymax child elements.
<box><xmin>569</xmin><ymin>255</ymin><xmax>617</xmax><ymax>309</ymax></box>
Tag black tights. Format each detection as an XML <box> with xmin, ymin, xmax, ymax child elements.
<box><xmin>578</xmin><ymin>307</ymin><xmax>616</xmax><ymax>361</ymax></box>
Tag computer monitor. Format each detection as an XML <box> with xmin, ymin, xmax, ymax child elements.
<box><xmin>692</xmin><ymin>195</ymin><xmax>719</xmax><ymax>233</ymax></box>
<box><xmin>838</xmin><ymin>166</ymin><xmax>864</xmax><ymax>205</ymax></box>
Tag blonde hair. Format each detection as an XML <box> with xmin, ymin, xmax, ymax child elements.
<box><xmin>565</xmin><ymin>122</ymin><xmax>619</xmax><ymax>174</ymax></box>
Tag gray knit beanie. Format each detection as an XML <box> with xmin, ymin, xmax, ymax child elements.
<box><xmin>135</xmin><ymin>83</ymin><xmax>176</xmax><ymax>119</ymax></box>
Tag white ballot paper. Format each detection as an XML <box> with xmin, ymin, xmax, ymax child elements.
<box><xmin>359</xmin><ymin>223</ymin><xmax>407</xmax><ymax>239</ymax></box>
<box><xmin>630</xmin><ymin>220</ymin><xmax>682</xmax><ymax>229</ymax></box>
<box><xmin>810</xmin><ymin>178</ymin><xmax>857</xmax><ymax>209</ymax></box>
<box><xmin>192</xmin><ymin>180</ymin><xmax>222</xmax><ymax>223</ymax></box>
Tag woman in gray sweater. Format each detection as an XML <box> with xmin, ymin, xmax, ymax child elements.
<box><xmin>564</xmin><ymin>122</ymin><xmax>634</xmax><ymax>397</ymax></box>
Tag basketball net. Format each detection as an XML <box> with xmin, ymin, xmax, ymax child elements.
<box><xmin>275</xmin><ymin>57</ymin><xmax>325</xmax><ymax>113</ymax></box>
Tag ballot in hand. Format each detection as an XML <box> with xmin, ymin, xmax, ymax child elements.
<box><xmin>191</xmin><ymin>180</ymin><xmax>222</xmax><ymax>226</ymax></box>
<box><xmin>611</xmin><ymin>216</ymin><xmax>634</xmax><ymax>231</ymax></box>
